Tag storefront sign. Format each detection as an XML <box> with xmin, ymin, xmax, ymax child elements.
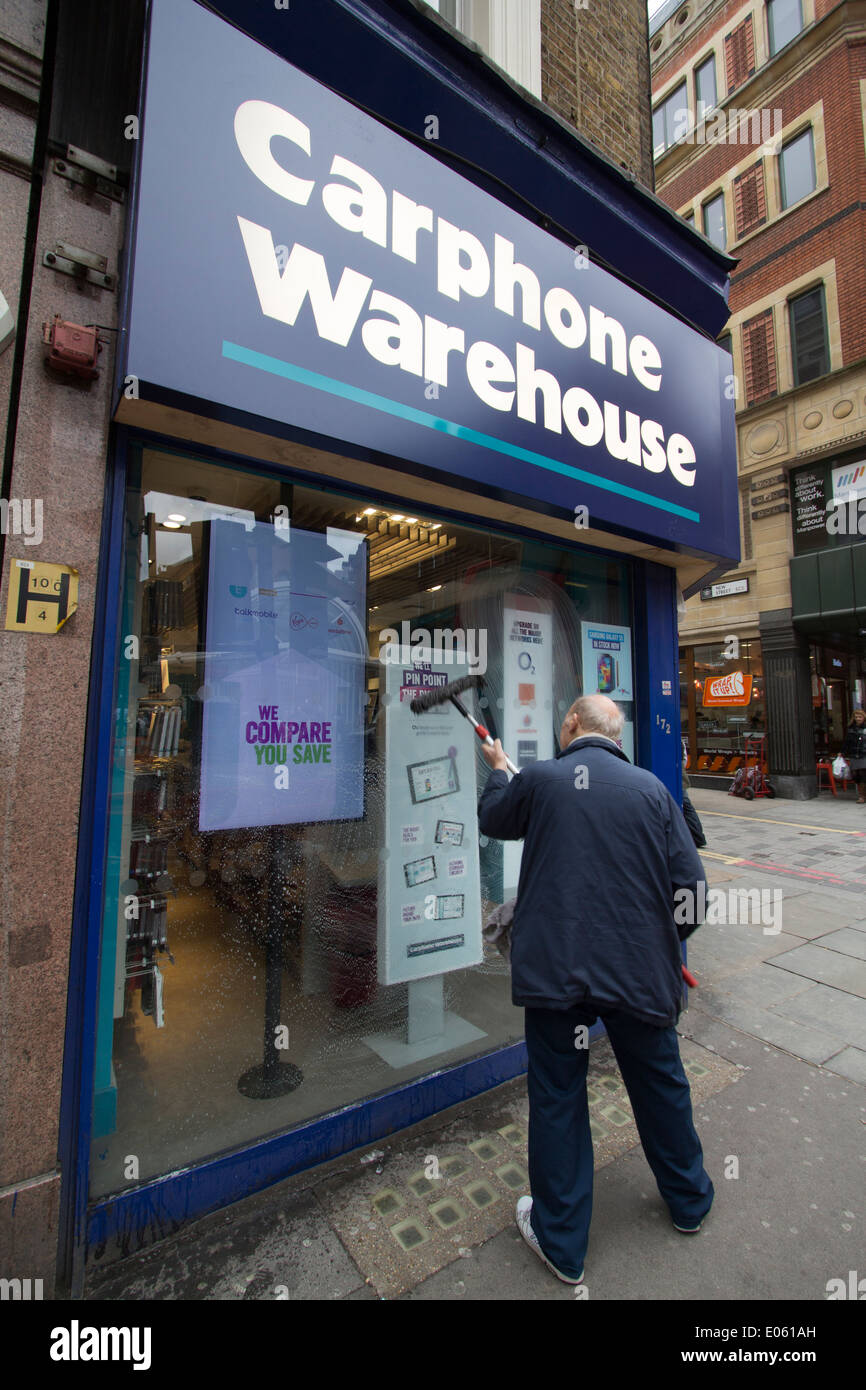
<box><xmin>700</xmin><ymin>578</ymin><xmax>749</xmax><ymax>600</ymax></box>
<box><xmin>4</xmin><ymin>558</ymin><xmax>78</xmax><ymax>632</ymax></box>
<box><xmin>199</xmin><ymin>518</ymin><xmax>366</xmax><ymax>830</ymax></box>
<box><xmin>702</xmin><ymin>671</ymin><xmax>752</xmax><ymax>706</ymax></box>
<box><xmin>379</xmin><ymin>656</ymin><xmax>482</xmax><ymax>985</ymax></box>
<box><xmin>124</xmin><ymin>0</ymin><xmax>738</xmax><ymax>561</ymax></box>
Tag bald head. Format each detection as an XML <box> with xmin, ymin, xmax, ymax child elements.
<box><xmin>560</xmin><ymin>693</ymin><xmax>624</xmax><ymax>750</ymax></box>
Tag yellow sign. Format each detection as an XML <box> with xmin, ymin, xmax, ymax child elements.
<box><xmin>5</xmin><ymin>559</ymin><xmax>79</xmax><ymax>632</ymax></box>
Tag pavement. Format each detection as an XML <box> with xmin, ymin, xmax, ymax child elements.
<box><xmin>84</xmin><ymin>788</ymin><xmax>866</xmax><ymax>1304</ymax></box>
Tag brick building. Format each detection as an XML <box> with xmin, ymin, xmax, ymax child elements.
<box><xmin>652</xmin><ymin>0</ymin><xmax>866</xmax><ymax>797</ymax></box>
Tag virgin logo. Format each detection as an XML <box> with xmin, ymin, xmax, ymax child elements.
<box><xmin>708</xmin><ymin>671</ymin><xmax>744</xmax><ymax>699</ymax></box>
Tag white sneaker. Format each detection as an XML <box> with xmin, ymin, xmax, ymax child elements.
<box><xmin>515</xmin><ymin>1196</ymin><xmax>584</xmax><ymax>1285</ymax></box>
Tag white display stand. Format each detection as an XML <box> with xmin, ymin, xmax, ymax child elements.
<box><xmin>363</xmin><ymin>976</ymin><xmax>486</xmax><ymax>1068</ymax></box>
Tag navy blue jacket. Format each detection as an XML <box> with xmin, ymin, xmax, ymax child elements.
<box><xmin>478</xmin><ymin>736</ymin><xmax>707</xmax><ymax>1027</ymax></box>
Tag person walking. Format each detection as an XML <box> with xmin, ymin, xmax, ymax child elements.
<box><xmin>841</xmin><ymin>707</ymin><xmax>866</xmax><ymax>804</ymax></box>
<box><xmin>478</xmin><ymin>693</ymin><xmax>713</xmax><ymax>1285</ymax></box>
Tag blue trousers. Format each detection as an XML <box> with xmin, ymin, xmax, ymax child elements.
<box><xmin>524</xmin><ymin>1005</ymin><xmax>714</xmax><ymax>1277</ymax></box>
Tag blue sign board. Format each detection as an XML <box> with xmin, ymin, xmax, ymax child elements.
<box><xmin>125</xmin><ymin>0</ymin><xmax>739</xmax><ymax>561</ymax></box>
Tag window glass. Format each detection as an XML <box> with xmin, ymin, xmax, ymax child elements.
<box><xmin>702</xmin><ymin>192</ymin><xmax>727</xmax><ymax>248</ymax></box>
<box><xmin>767</xmin><ymin>0</ymin><xmax>803</xmax><ymax>56</ymax></box>
<box><xmin>695</xmin><ymin>55</ymin><xmax>717</xmax><ymax>118</ymax></box>
<box><xmin>790</xmin><ymin>286</ymin><xmax>829</xmax><ymax>386</ymax></box>
<box><xmin>685</xmin><ymin>640</ymin><xmax>765</xmax><ymax>775</ymax></box>
<box><xmin>89</xmin><ymin>442</ymin><xmax>634</xmax><ymax>1195</ymax></box>
<box><xmin>779</xmin><ymin>127</ymin><xmax>815</xmax><ymax>208</ymax></box>
<box><xmin>653</xmin><ymin>81</ymin><xmax>689</xmax><ymax>156</ymax></box>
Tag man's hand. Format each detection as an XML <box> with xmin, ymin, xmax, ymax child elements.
<box><xmin>482</xmin><ymin>738</ymin><xmax>509</xmax><ymax>772</ymax></box>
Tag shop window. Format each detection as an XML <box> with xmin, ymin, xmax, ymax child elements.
<box><xmin>690</xmin><ymin>639</ymin><xmax>765</xmax><ymax>775</ymax></box>
<box><xmin>742</xmin><ymin>308</ymin><xmax>777</xmax><ymax>405</ymax></box>
<box><xmin>89</xmin><ymin>443</ymin><xmax>634</xmax><ymax>1195</ymax></box>
<box><xmin>779</xmin><ymin>126</ymin><xmax>816</xmax><ymax>209</ymax></box>
<box><xmin>789</xmin><ymin>284</ymin><xmax>829</xmax><ymax>386</ymax></box>
<box><xmin>733</xmin><ymin>160</ymin><xmax>767</xmax><ymax>239</ymax></box>
<box><xmin>767</xmin><ymin>0</ymin><xmax>803</xmax><ymax>56</ymax></box>
<box><xmin>695</xmin><ymin>54</ymin><xmax>717</xmax><ymax>119</ymax></box>
<box><xmin>702</xmin><ymin>191</ymin><xmax>727</xmax><ymax>249</ymax></box>
<box><xmin>653</xmin><ymin>81</ymin><xmax>689</xmax><ymax>157</ymax></box>
<box><xmin>724</xmin><ymin>16</ymin><xmax>756</xmax><ymax>93</ymax></box>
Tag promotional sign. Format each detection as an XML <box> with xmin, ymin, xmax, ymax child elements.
<box><xmin>831</xmin><ymin>459</ymin><xmax>866</xmax><ymax>503</ymax></box>
<box><xmin>124</xmin><ymin>0</ymin><xmax>738</xmax><ymax>562</ymax></box>
<box><xmin>581</xmin><ymin>622</ymin><xmax>633</xmax><ymax>701</ymax></box>
<box><xmin>702</xmin><ymin>671</ymin><xmax>752</xmax><ymax>707</ymax></box>
<box><xmin>379</xmin><ymin>655</ymin><xmax>483</xmax><ymax>985</ymax></box>
<box><xmin>199</xmin><ymin>517</ymin><xmax>366</xmax><ymax>830</ymax></box>
<box><xmin>502</xmin><ymin>596</ymin><xmax>554</xmax><ymax>895</ymax></box>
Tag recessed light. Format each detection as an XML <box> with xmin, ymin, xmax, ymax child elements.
<box><xmin>166</xmin><ymin>513</ymin><xmax>187</xmax><ymax>523</ymax></box>
<box><xmin>405</xmin><ymin>517</ymin><xmax>418</xmax><ymax>524</ymax></box>
<box><xmin>429</xmin><ymin>584</ymin><xmax>442</xmax><ymax>592</ymax></box>
<box><xmin>390</xmin><ymin>514</ymin><xmax>405</xmax><ymax>522</ymax></box>
<box><xmin>163</xmin><ymin>520</ymin><xmax>182</xmax><ymax>529</ymax></box>
<box><xmin>363</xmin><ymin>507</ymin><xmax>377</xmax><ymax>516</ymax></box>
<box><xmin>429</xmin><ymin>522</ymin><xmax>441</xmax><ymax>530</ymax></box>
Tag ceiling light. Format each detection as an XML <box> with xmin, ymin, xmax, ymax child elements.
<box><xmin>405</xmin><ymin>517</ymin><xmax>418</xmax><ymax>524</ymax></box>
<box><xmin>162</xmin><ymin>520</ymin><xmax>182</xmax><ymax>529</ymax></box>
<box><xmin>166</xmin><ymin>512</ymin><xmax>187</xmax><ymax>523</ymax></box>
<box><xmin>390</xmin><ymin>514</ymin><xmax>405</xmax><ymax>522</ymax></box>
<box><xmin>429</xmin><ymin>584</ymin><xmax>442</xmax><ymax>592</ymax></box>
<box><xmin>429</xmin><ymin>522</ymin><xmax>441</xmax><ymax>529</ymax></box>
<box><xmin>363</xmin><ymin>507</ymin><xmax>377</xmax><ymax>516</ymax></box>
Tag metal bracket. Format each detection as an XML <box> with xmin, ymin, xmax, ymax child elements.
<box><xmin>52</xmin><ymin>144</ymin><xmax>125</xmax><ymax>204</ymax></box>
<box><xmin>43</xmin><ymin>240</ymin><xmax>115</xmax><ymax>291</ymax></box>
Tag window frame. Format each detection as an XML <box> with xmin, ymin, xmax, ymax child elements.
<box><xmin>778</xmin><ymin>125</ymin><xmax>816</xmax><ymax>210</ymax></box>
<box><xmin>788</xmin><ymin>283</ymin><xmax>830</xmax><ymax>387</ymax></box>
<box><xmin>702</xmin><ymin>190</ymin><xmax>727</xmax><ymax>250</ymax></box>
<box><xmin>653</xmin><ymin>80</ymin><xmax>690</xmax><ymax>157</ymax></box>
<box><xmin>695</xmin><ymin>53</ymin><xmax>718</xmax><ymax>120</ymax></box>
<box><xmin>767</xmin><ymin>0</ymin><xmax>804</xmax><ymax>58</ymax></box>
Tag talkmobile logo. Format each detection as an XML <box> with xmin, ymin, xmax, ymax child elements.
<box><xmin>49</xmin><ymin>1320</ymin><xmax>152</xmax><ymax>1370</ymax></box>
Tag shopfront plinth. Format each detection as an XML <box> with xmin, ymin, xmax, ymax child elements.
<box><xmin>760</xmin><ymin>608</ymin><xmax>817</xmax><ymax>799</ymax></box>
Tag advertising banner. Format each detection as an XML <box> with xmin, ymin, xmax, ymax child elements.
<box><xmin>125</xmin><ymin>0</ymin><xmax>739</xmax><ymax>562</ymax></box>
<box><xmin>379</xmin><ymin>655</ymin><xmax>483</xmax><ymax>985</ymax></box>
<box><xmin>199</xmin><ymin>517</ymin><xmax>366</xmax><ymax>830</ymax></box>
<box><xmin>581</xmin><ymin>622</ymin><xmax>633</xmax><ymax>701</ymax></box>
<box><xmin>502</xmin><ymin>596</ymin><xmax>554</xmax><ymax>895</ymax></box>
<box><xmin>702</xmin><ymin>671</ymin><xmax>752</xmax><ymax>707</ymax></box>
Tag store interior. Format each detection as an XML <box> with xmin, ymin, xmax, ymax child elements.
<box><xmin>90</xmin><ymin>442</ymin><xmax>633</xmax><ymax>1197</ymax></box>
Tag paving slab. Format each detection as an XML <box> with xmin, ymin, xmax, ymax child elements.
<box><xmin>821</xmin><ymin>1047</ymin><xmax>866</xmax><ymax>1085</ymax></box>
<box><xmin>768</xmin><ymin>944</ymin><xmax>866</xmax><ymax>999</ymax></box>
<box><xmin>811</xmin><ymin>928</ymin><xmax>866</xmax><ymax>961</ymax></box>
<box><xmin>407</xmin><ymin>1025</ymin><xmax>865</xmax><ymax>1301</ymax></box>
<box><xmin>769</xmin><ymin>984</ymin><xmax>866</xmax><ymax>1050</ymax></box>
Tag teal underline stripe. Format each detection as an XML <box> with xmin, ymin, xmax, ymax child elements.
<box><xmin>221</xmin><ymin>340</ymin><xmax>701</xmax><ymax>523</ymax></box>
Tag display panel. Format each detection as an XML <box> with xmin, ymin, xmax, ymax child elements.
<box><xmin>199</xmin><ymin>518</ymin><xmax>366</xmax><ymax>830</ymax></box>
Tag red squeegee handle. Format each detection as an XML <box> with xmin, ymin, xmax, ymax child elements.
<box><xmin>682</xmin><ymin>965</ymin><xmax>698</xmax><ymax>988</ymax></box>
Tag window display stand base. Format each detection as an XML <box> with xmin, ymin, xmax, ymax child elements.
<box><xmin>363</xmin><ymin>977</ymin><xmax>486</xmax><ymax>1069</ymax></box>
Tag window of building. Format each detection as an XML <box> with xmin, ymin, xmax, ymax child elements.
<box><xmin>789</xmin><ymin>285</ymin><xmax>829</xmax><ymax>386</ymax></box>
<box><xmin>733</xmin><ymin>161</ymin><xmax>767</xmax><ymax>240</ymax></box>
<box><xmin>683</xmin><ymin>209</ymin><xmax>696</xmax><ymax>225</ymax></box>
<box><xmin>702</xmin><ymin>191</ymin><xmax>727</xmax><ymax>249</ymax></box>
<box><xmin>653</xmin><ymin>81</ymin><xmax>689</xmax><ymax>157</ymax></box>
<box><xmin>89</xmin><ymin>441</ymin><xmax>634</xmax><ymax>1196</ymax></box>
<box><xmin>767</xmin><ymin>0</ymin><xmax>803</xmax><ymax>56</ymax></box>
<box><xmin>725</xmin><ymin>16</ymin><xmax>756</xmax><ymax>92</ymax></box>
<box><xmin>680</xmin><ymin>639</ymin><xmax>765</xmax><ymax>776</ymax></box>
<box><xmin>421</xmin><ymin>1</ymin><xmax>541</xmax><ymax>97</ymax></box>
<box><xmin>742</xmin><ymin>308</ymin><xmax>777</xmax><ymax>405</ymax></box>
<box><xmin>779</xmin><ymin>127</ymin><xmax>816</xmax><ymax>209</ymax></box>
<box><xmin>718</xmin><ymin>332</ymin><xmax>732</xmax><ymax>357</ymax></box>
<box><xmin>695</xmin><ymin>54</ymin><xmax>717</xmax><ymax>119</ymax></box>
